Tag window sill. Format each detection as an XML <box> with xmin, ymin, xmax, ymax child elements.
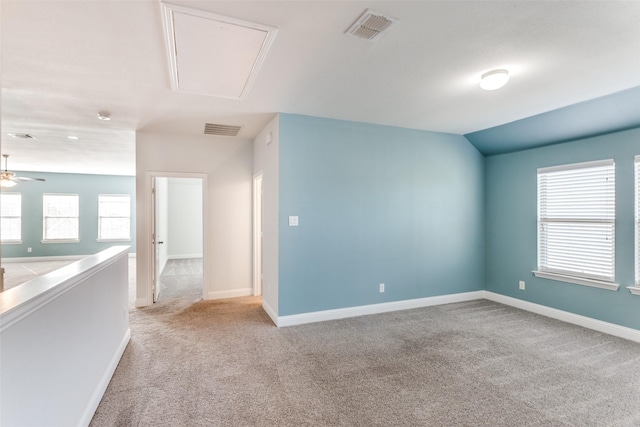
<box><xmin>627</xmin><ymin>286</ymin><xmax>640</xmax><ymax>296</ymax></box>
<box><xmin>41</xmin><ymin>239</ymin><xmax>80</xmax><ymax>244</ymax></box>
<box><xmin>1</xmin><ymin>240</ymin><xmax>23</xmax><ymax>245</ymax></box>
<box><xmin>532</xmin><ymin>271</ymin><xmax>619</xmax><ymax>291</ymax></box>
<box><xmin>96</xmin><ymin>238</ymin><xmax>131</xmax><ymax>243</ymax></box>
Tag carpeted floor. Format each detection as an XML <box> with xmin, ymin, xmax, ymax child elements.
<box><xmin>91</xmin><ymin>267</ymin><xmax>640</xmax><ymax>427</ymax></box>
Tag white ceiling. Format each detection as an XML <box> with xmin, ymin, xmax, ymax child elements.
<box><xmin>2</xmin><ymin>1</ymin><xmax>639</xmax><ymax>175</ymax></box>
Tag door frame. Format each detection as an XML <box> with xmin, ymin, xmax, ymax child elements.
<box><xmin>252</xmin><ymin>172</ymin><xmax>263</xmax><ymax>296</ymax></box>
<box><xmin>145</xmin><ymin>171</ymin><xmax>208</xmax><ymax>304</ymax></box>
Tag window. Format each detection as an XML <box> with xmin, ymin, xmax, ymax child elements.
<box><xmin>636</xmin><ymin>156</ymin><xmax>640</xmax><ymax>286</ymax></box>
<box><xmin>98</xmin><ymin>194</ymin><xmax>131</xmax><ymax>241</ymax></box>
<box><xmin>534</xmin><ymin>159</ymin><xmax>617</xmax><ymax>290</ymax></box>
<box><xmin>43</xmin><ymin>194</ymin><xmax>79</xmax><ymax>242</ymax></box>
<box><xmin>1</xmin><ymin>193</ymin><xmax>22</xmax><ymax>243</ymax></box>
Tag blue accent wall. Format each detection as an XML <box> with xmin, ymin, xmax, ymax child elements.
<box><xmin>278</xmin><ymin>114</ymin><xmax>485</xmax><ymax>316</ymax></box>
<box><xmin>1</xmin><ymin>172</ymin><xmax>135</xmax><ymax>258</ymax></box>
<box><xmin>485</xmin><ymin>127</ymin><xmax>639</xmax><ymax>330</ymax></box>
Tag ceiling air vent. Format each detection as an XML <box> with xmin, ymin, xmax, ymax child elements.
<box><xmin>346</xmin><ymin>9</ymin><xmax>398</xmax><ymax>42</ymax></box>
<box><xmin>204</xmin><ymin>123</ymin><xmax>242</xmax><ymax>137</ymax></box>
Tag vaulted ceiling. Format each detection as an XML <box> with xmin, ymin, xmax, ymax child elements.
<box><xmin>2</xmin><ymin>1</ymin><xmax>639</xmax><ymax>175</ymax></box>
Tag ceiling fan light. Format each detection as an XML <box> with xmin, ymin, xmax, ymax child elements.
<box><xmin>1</xmin><ymin>179</ymin><xmax>17</xmax><ymax>188</ymax></box>
<box><xmin>480</xmin><ymin>69</ymin><xmax>509</xmax><ymax>90</ymax></box>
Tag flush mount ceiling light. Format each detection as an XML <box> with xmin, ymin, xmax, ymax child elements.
<box><xmin>97</xmin><ymin>111</ymin><xmax>111</xmax><ymax>121</ymax></box>
<box><xmin>67</xmin><ymin>135</ymin><xmax>79</xmax><ymax>140</ymax></box>
<box><xmin>480</xmin><ymin>69</ymin><xmax>509</xmax><ymax>90</ymax></box>
<box><xmin>161</xmin><ymin>3</ymin><xmax>278</xmax><ymax>100</ymax></box>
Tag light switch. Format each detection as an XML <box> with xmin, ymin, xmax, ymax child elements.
<box><xmin>288</xmin><ymin>216</ymin><xmax>299</xmax><ymax>226</ymax></box>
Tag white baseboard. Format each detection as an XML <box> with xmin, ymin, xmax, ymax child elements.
<box><xmin>80</xmin><ymin>328</ymin><xmax>131</xmax><ymax>426</ymax></box>
<box><xmin>135</xmin><ymin>297</ymin><xmax>149</xmax><ymax>308</ymax></box>
<box><xmin>168</xmin><ymin>254</ymin><xmax>203</xmax><ymax>260</ymax></box>
<box><xmin>483</xmin><ymin>291</ymin><xmax>640</xmax><ymax>343</ymax></box>
<box><xmin>277</xmin><ymin>291</ymin><xmax>485</xmax><ymax>327</ymax></box>
<box><xmin>1</xmin><ymin>255</ymin><xmax>85</xmax><ymax>263</ymax></box>
<box><xmin>208</xmin><ymin>287</ymin><xmax>253</xmax><ymax>300</ymax></box>
<box><xmin>262</xmin><ymin>300</ymin><xmax>278</xmax><ymax>325</ymax></box>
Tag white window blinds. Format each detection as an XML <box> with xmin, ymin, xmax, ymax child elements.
<box><xmin>1</xmin><ymin>193</ymin><xmax>22</xmax><ymax>242</ymax></box>
<box><xmin>43</xmin><ymin>194</ymin><xmax>80</xmax><ymax>241</ymax></box>
<box><xmin>537</xmin><ymin>159</ymin><xmax>615</xmax><ymax>284</ymax></box>
<box><xmin>635</xmin><ymin>156</ymin><xmax>640</xmax><ymax>286</ymax></box>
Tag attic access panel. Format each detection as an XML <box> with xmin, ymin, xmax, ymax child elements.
<box><xmin>161</xmin><ymin>3</ymin><xmax>278</xmax><ymax>100</ymax></box>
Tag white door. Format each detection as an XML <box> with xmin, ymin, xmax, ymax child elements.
<box><xmin>253</xmin><ymin>174</ymin><xmax>263</xmax><ymax>296</ymax></box>
<box><xmin>151</xmin><ymin>177</ymin><xmax>161</xmax><ymax>302</ymax></box>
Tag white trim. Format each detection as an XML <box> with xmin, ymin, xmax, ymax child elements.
<box><xmin>262</xmin><ymin>299</ymin><xmax>278</xmax><ymax>325</ymax></box>
<box><xmin>41</xmin><ymin>239</ymin><xmax>80</xmax><ymax>244</ymax></box>
<box><xmin>168</xmin><ymin>254</ymin><xmax>202</xmax><ymax>260</ymax></box>
<box><xmin>79</xmin><ymin>328</ymin><xmax>131</xmax><ymax>427</ymax></box>
<box><xmin>532</xmin><ymin>270</ymin><xmax>619</xmax><ymax>291</ymax></box>
<box><xmin>0</xmin><ymin>255</ymin><xmax>85</xmax><ymax>263</ymax></box>
<box><xmin>253</xmin><ymin>172</ymin><xmax>263</xmax><ymax>297</ymax></box>
<box><xmin>537</xmin><ymin>158</ymin><xmax>614</xmax><ymax>174</ymax></box>
<box><xmin>483</xmin><ymin>291</ymin><xmax>640</xmax><ymax>343</ymax></box>
<box><xmin>0</xmin><ymin>240</ymin><xmax>22</xmax><ymax>245</ymax></box>
<box><xmin>135</xmin><ymin>297</ymin><xmax>149</xmax><ymax>308</ymax></box>
<box><xmin>208</xmin><ymin>287</ymin><xmax>253</xmax><ymax>300</ymax></box>
<box><xmin>277</xmin><ymin>291</ymin><xmax>485</xmax><ymax>327</ymax></box>
<box><xmin>627</xmin><ymin>286</ymin><xmax>640</xmax><ymax>296</ymax></box>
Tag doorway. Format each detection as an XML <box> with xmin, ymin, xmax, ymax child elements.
<box><xmin>150</xmin><ymin>173</ymin><xmax>207</xmax><ymax>303</ymax></box>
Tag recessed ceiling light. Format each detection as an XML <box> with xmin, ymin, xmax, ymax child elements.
<box><xmin>67</xmin><ymin>135</ymin><xmax>79</xmax><ymax>140</ymax></box>
<box><xmin>480</xmin><ymin>69</ymin><xmax>509</xmax><ymax>90</ymax></box>
<box><xmin>97</xmin><ymin>111</ymin><xmax>111</xmax><ymax>121</ymax></box>
<box><xmin>8</xmin><ymin>133</ymin><xmax>35</xmax><ymax>139</ymax></box>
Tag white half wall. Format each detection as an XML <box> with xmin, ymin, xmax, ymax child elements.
<box><xmin>254</xmin><ymin>115</ymin><xmax>280</xmax><ymax>320</ymax></box>
<box><xmin>168</xmin><ymin>178</ymin><xmax>203</xmax><ymax>258</ymax></box>
<box><xmin>136</xmin><ymin>131</ymin><xmax>253</xmax><ymax>306</ymax></box>
<box><xmin>0</xmin><ymin>246</ymin><xmax>130</xmax><ymax>427</ymax></box>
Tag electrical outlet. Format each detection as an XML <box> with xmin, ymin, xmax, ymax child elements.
<box><xmin>519</xmin><ymin>280</ymin><xmax>525</xmax><ymax>290</ymax></box>
<box><xmin>27</xmin><ymin>247</ymin><xmax>32</xmax><ymax>253</ymax></box>
<box><xmin>379</xmin><ymin>283</ymin><xmax>385</xmax><ymax>293</ymax></box>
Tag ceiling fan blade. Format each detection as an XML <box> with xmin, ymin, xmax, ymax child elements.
<box><xmin>16</xmin><ymin>176</ymin><xmax>46</xmax><ymax>182</ymax></box>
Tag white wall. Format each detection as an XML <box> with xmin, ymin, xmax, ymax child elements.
<box><xmin>136</xmin><ymin>131</ymin><xmax>253</xmax><ymax>306</ymax></box>
<box><xmin>168</xmin><ymin>178</ymin><xmax>203</xmax><ymax>259</ymax></box>
<box><xmin>253</xmin><ymin>115</ymin><xmax>280</xmax><ymax>321</ymax></box>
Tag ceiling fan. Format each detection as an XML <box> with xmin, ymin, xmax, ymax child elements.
<box><xmin>1</xmin><ymin>154</ymin><xmax>45</xmax><ymax>188</ymax></box>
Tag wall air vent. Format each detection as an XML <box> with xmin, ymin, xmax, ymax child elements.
<box><xmin>204</xmin><ymin>123</ymin><xmax>242</xmax><ymax>137</ymax></box>
<box><xmin>345</xmin><ymin>9</ymin><xmax>398</xmax><ymax>42</ymax></box>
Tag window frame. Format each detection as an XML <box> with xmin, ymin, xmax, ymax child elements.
<box><xmin>533</xmin><ymin>159</ymin><xmax>618</xmax><ymax>291</ymax></box>
<box><xmin>632</xmin><ymin>155</ymin><xmax>640</xmax><ymax>294</ymax></box>
<box><xmin>1</xmin><ymin>192</ymin><xmax>22</xmax><ymax>244</ymax></box>
<box><xmin>97</xmin><ymin>194</ymin><xmax>131</xmax><ymax>242</ymax></box>
<box><xmin>42</xmin><ymin>193</ymin><xmax>80</xmax><ymax>243</ymax></box>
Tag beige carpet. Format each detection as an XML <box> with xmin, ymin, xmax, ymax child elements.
<box><xmin>91</xmin><ymin>291</ymin><xmax>640</xmax><ymax>426</ymax></box>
